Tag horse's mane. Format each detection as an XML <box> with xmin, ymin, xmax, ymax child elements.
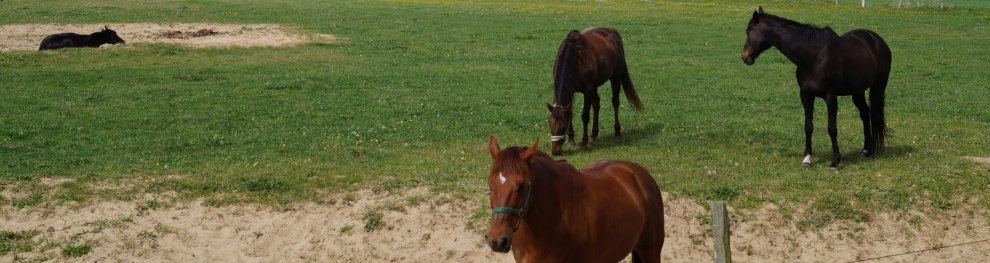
<box><xmin>552</xmin><ymin>31</ymin><xmax>582</xmax><ymax>106</ymax></box>
<box><xmin>761</xmin><ymin>13</ymin><xmax>838</xmax><ymax>41</ymax></box>
<box><xmin>495</xmin><ymin>146</ymin><xmax>559</xmax><ymax>175</ymax></box>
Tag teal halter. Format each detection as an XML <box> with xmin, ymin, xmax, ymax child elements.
<box><xmin>492</xmin><ymin>182</ymin><xmax>533</xmax><ymax>218</ymax></box>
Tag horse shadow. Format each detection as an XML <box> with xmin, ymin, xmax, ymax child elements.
<box><xmin>777</xmin><ymin>144</ymin><xmax>916</xmax><ymax>168</ymax></box>
<box><xmin>558</xmin><ymin>120</ymin><xmax>667</xmax><ymax>156</ymax></box>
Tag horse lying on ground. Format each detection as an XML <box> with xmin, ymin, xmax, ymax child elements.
<box><xmin>39</xmin><ymin>26</ymin><xmax>126</xmax><ymax>50</ymax></box>
<box><xmin>485</xmin><ymin>136</ymin><xmax>664</xmax><ymax>262</ymax></box>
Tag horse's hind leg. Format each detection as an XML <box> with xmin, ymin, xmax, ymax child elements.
<box><xmin>852</xmin><ymin>93</ymin><xmax>874</xmax><ymax>156</ymax></box>
<box><xmin>591</xmin><ymin>89</ymin><xmax>602</xmax><ymax>143</ymax></box>
<box><xmin>611</xmin><ymin>79</ymin><xmax>622</xmax><ymax>140</ymax></box>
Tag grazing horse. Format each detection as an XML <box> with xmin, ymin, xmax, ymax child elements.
<box><xmin>741</xmin><ymin>7</ymin><xmax>890</xmax><ymax>168</ymax></box>
<box><xmin>548</xmin><ymin>27</ymin><xmax>644</xmax><ymax>156</ymax></box>
<box><xmin>39</xmin><ymin>26</ymin><xmax>126</xmax><ymax>50</ymax></box>
<box><xmin>484</xmin><ymin>136</ymin><xmax>664</xmax><ymax>262</ymax></box>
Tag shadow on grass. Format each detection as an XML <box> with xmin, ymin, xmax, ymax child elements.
<box><xmin>770</xmin><ymin>144</ymin><xmax>918</xmax><ymax>168</ymax></box>
<box><xmin>553</xmin><ymin>120</ymin><xmax>668</xmax><ymax>156</ymax></box>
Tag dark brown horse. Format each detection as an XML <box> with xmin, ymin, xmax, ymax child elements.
<box><xmin>484</xmin><ymin>136</ymin><xmax>664</xmax><ymax>262</ymax></box>
<box><xmin>548</xmin><ymin>28</ymin><xmax>644</xmax><ymax>156</ymax></box>
<box><xmin>39</xmin><ymin>26</ymin><xmax>125</xmax><ymax>50</ymax></box>
<box><xmin>741</xmin><ymin>7</ymin><xmax>890</xmax><ymax>169</ymax></box>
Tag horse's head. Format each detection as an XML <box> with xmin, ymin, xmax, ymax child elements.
<box><xmin>485</xmin><ymin>136</ymin><xmax>540</xmax><ymax>253</ymax></box>
<box><xmin>546</xmin><ymin>103</ymin><xmax>572</xmax><ymax>156</ymax></box>
<box><xmin>742</xmin><ymin>7</ymin><xmax>772</xmax><ymax>65</ymax></box>
<box><xmin>94</xmin><ymin>26</ymin><xmax>126</xmax><ymax>45</ymax></box>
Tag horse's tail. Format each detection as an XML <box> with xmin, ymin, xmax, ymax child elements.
<box><xmin>870</xmin><ymin>32</ymin><xmax>891</xmax><ymax>152</ymax></box>
<box><xmin>613</xmin><ymin>29</ymin><xmax>644</xmax><ymax>112</ymax></box>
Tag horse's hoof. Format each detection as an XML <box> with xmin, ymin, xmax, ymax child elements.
<box><xmin>614</xmin><ymin>135</ymin><xmax>623</xmax><ymax>141</ymax></box>
<box><xmin>861</xmin><ymin>149</ymin><xmax>874</xmax><ymax>157</ymax></box>
<box><xmin>828</xmin><ymin>166</ymin><xmax>838</xmax><ymax>171</ymax></box>
<box><xmin>578</xmin><ymin>145</ymin><xmax>588</xmax><ymax>151</ymax></box>
<box><xmin>801</xmin><ymin>162</ymin><xmax>811</xmax><ymax>168</ymax></box>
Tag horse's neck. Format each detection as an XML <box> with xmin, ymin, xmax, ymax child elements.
<box><xmin>770</xmin><ymin>24</ymin><xmax>834</xmax><ymax>68</ymax></box>
<box><xmin>517</xmin><ymin>159</ymin><xmax>583</xmax><ymax>238</ymax></box>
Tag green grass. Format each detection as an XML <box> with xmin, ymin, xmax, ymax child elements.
<box><xmin>2</xmin><ymin>0</ymin><xmax>989</xmax><ymax>228</ymax></box>
<box><xmin>0</xmin><ymin>230</ymin><xmax>40</xmax><ymax>256</ymax></box>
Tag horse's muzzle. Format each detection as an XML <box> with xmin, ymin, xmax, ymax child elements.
<box><xmin>485</xmin><ymin>234</ymin><xmax>512</xmax><ymax>253</ymax></box>
<box><xmin>741</xmin><ymin>47</ymin><xmax>755</xmax><ymax>65</ymax></box>
<box><xmin>550</xmin><ymin>141</ymin><xmax>563</xmax><ymax>156</ymax></box>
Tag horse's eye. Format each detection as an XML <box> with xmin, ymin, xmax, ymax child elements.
<box><xmin>517</xmin><ymin>185</ymin><xmax>525</xmax><ymax>194</ymax></box>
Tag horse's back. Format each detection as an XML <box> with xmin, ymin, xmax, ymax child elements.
<box><xmin>39</xmin><ymin>33</ymin><xmax>83</xmax><ymax>50</ymax></box>
<box><xmin>580</xmin><ymin>160</ymin><xmax>663</xmax><ymax>216</ymax></box>
<box><xmin>833</xmin><ymin>29</ymin><xmax>891</xmax><ymax>90</ymax></box>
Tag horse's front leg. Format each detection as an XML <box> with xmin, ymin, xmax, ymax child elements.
<box><xmin>826</xmin><ymin>94</ymin><xmax>841</xmax><ymax>169</ymax></box>
<box><xmin>800</xmin><ymin>93</ymin><xmax>815</xmax><ymax>167</ymax></box>
<box><xmin>579</xmin><ymin>96</ymin><xmax>592</xmax><ymax>150</ymax></box>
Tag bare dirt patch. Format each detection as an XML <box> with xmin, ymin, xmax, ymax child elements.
<box><xmin>964</xmin><ymin>156</ymin><xmax>990</xmax><ymax>166</ymax></box>
<box><xmin>0</xmin><ymin>23</ymin><xmax>344</xmax><ymax>52</ymax></box>
<box><xmin>1</xmin><ymin>189</ymin><xmax>988</xmax><ymax>262</ymax></box>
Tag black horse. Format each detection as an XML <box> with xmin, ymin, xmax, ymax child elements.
<box><xmin>39</xmin><ymin>26</ymin><xmax>126</xmax><ymax>50</ymax></box>
<box><xmin>741</xmin><ymin>7</ymin><xmax>890</xmax><ymax>169</ymax></box>
<box><xmin>547</xmin><ymin>28</ymin><xmax>644</xmax><ymax>156</ymax></box>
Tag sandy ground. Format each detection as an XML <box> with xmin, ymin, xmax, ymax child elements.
<box><xmin>0</xmin><ymin>23</ymin><xmax>342</xmax><ymax>52</ymax></box>
<box><xmin>1</xmin><ymin>186</ymin><xmax>988</xmax><ymax>263</ymax></box>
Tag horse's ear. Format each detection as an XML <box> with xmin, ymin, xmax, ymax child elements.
<box><xmin>757</xmin><ymin>6</ymin><xmax>765</xmax><ymax>14</ymax></box>
<box><xmin>488</xmin><ymin>136</ymin><xmax>501</xmax><ymax>160</ymax></box>
<box><xmin>563</xmin><ymin>104</ymin><xmax>572</xmax><ymax>113</ymax></box>
<box><xmin>546</xmin><ymin>103</ymin><xmax>554</xmax><ymax>112</ymax></box>
<box><xmin>521</xmin><ymin>138</ymin><xmax>540</xmax><ymax>161</ymax></box>
<box><xmin>567</xmin><ymin>30</ymin><xmax>582</xmax><ymax>42</ymax></box>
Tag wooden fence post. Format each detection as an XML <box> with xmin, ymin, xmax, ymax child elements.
<box><xmin>710</xmin><ymin>201</ymin><xmax>732</xmax><ymax>263</ymax></box>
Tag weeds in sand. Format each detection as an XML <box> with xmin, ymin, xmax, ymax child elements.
<box><xmin>363</xmin><ymin>210</ymin><xmax>384</xmax><ymax>233</ymax></box>
<box><xmin>466</xmin><ymin>206</ymin><xmax>489</xmax><ymax>231</ymax></box>
<box><xmin>137</xmin><ymin>199</ymin><xmax>162</xmax><ymax>213</ymax></box>
<box><xmin>11</xmin><ymin>192</ymin><xmax>44</xmax><ymax>208</ymax></box>
<box><xmin>695</xmin><ymin>212</ymin><xmax>712</xmax><ymax>226</ymax></box>
<box><xmin>0</xmin><ymin>230</ymin><xmax>40</xmax><ymax>255</ymax></box>
<box><xmin>382</xmin><ymin>201</ymin><xmax>404</xmax><ymax>212</ymax></box>
<box><xmin>137</xmin><ymin>230</ymin><xmax>157</xmax><ymax>240</ymax></box>
<box><xmin>61</xmin><ymin>242</ymin><xmax>91</xmax><ymax>257</ymax></box>
<box><xmin>798</xmin><ymin>193</ymin><xmax>871</xmax><ymax>230</ymax></box>
<box><xmin>432</xmin><ymin>197</ymin><xmax>451</xmax><ymax>207</ymax></box>
<box><xmin>340</xmin><ymin>224</ymin><xmax>354</xmax><ymax>234</ymax></box>
<box><xmin>85</xmin><ymin>216</ymin><xmax>134</xmax><ymax>234</ymax></box>
<box><xmin>341</xmin><ymin>194</ymin><xmax>356</xmax><ymax>205</ymax></box>
<box><xmin>406</xmin><ymin>195</ymin><xmax>426</xmax><ymax>207</ymax></box>
<box><xmin>908</xmin><ymin>215</ymin><xmax>924</xmax><ymax>226</ymax></box>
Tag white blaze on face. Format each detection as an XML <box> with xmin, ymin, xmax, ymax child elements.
<box><xmin>498</xmin><ymin>172</ymin><xmax>507</xmax><ymax>185</ymax></box>
<box><xmin>802</xmin><ymin>155</ymin><xmax>812</xmax><ymax>164</ymax></box>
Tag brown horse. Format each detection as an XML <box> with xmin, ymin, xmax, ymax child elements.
<box><xmin>548</xmin><ymin>28</ymin><xmax>644</xmax><ymax>156</ymax></box>
<box><xmin>484</xmin><ymin>136</ymin><xmax>664</xmax><ymax>262</ymax></box>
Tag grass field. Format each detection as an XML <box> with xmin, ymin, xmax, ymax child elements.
<box><xmin>2</xmin><ymin>0</ymin><xmax>989</xmax><ymax>228</ymax></box>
